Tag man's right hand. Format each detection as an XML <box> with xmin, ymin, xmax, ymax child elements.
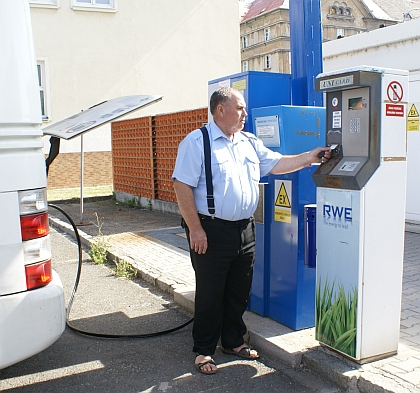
<box><xmin>189</xmin><ymin>226</ymin><xmax>208</xmax><ymax>254</ymax></box>
<box><xmin>174</xmin><ymin>179</ymin><xmax>208</xmax><ymax>254</ymax></box>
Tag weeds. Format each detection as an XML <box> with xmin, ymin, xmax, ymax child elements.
<box><xmin>126</xmin><ymin>196</ymin><xmax>143</xmax><ymax>209</ymax></box>
<box><xmin>112</xmin><ymin>194</ymin><xmax>154</xmax><ymax>211</ymax></box>
<box><xmin>88</xmin><ymin>213</ymin><xmax>136</xmax><ymax>279</ymax></box>
<box><xmin>114</xmin><ymin>259</ymin><xmax>136</xmax><ymax>279</ymax></box>
<box><xmin>88</xmin><ymin>212</ymin><xmax>110</xmax><ymax>265</ymax></box>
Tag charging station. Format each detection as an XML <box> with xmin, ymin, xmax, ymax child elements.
<box><xmin>250</xmin><ymin>105</ymin><xmax>325</xmax><ymax>329</ymax></box>
<box><xmin>313</xmin><ymin>66</ymin><xmax>409</xmax><ymax>363</ymax></box>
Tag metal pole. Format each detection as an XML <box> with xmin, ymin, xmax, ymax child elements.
<box><xmin>80</xmin><ymin>134</ymin><xmax>84</xmax><ymax>223</ymax></box>
<box><xmin>289</xmin><ymin>0</ymin><xmax>323</xmax><ymax>106</ymax></box>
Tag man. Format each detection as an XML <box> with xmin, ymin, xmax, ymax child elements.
<box><xmin>172</xmin><ymin>87</ymin><xmax>331</xmax><ymax>375</ymax></box>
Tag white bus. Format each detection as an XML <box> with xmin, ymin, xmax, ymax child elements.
<box><xmin>0</xmin><ymin>0</ymin><xmax>66</xmax><ymax>370</ymax></box>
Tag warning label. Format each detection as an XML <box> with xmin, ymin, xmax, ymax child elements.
<box><xmin>387</xmin><ymin>81</ymin><xmax>403</xmax><ymax>103</ymax></box>
<box><xmin>407</xmin><ymin>103</ymin><xmax>419</xmax><ymax>132</ymax></box>
<box><xmin>232</xmin><ymin>79</ymin><xmax>246</xmax><ymax>92</ymax></box>
<box><xmin>275</xmin><ymin>182</ymin><xmax>291</xmax><ymax>207</ymax></box>
<box><xmin>408</xmin><ymin>103</ymin><xmax>419</xmax><ymax>117</ymax></box>
<box><xmin>386</xmin><ymin>104</ymin><xmax>404</xmax><ymax>117</ymax></box>
<box><xmin>274</xmin><ymin>180</ymin><xmax>292</xmax><ymax>223</ymax></box>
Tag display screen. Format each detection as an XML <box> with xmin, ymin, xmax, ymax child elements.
<box><xmin>348</xmin><ymin>97</ymin><xmax>364</xmax><ymax>110</ymax></box>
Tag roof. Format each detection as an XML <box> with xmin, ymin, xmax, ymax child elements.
<box><xmin>361</xmin><ymin>0</ymin><xmax>394</xmax><ymax>20</ymax></box>
<box><xmin>240</xmin><ymin>0</ymin><xmax>420</xmax><ymax>24</ymax></box>
<box><xmin>369</xmin><ymin>0</ymin><xmax>420</xmax><ymax>21</ymax></box>
<box><xmin>241</xmin><ymin>0</ymin><xmax>288</xmax><ymax>23</ymax></box>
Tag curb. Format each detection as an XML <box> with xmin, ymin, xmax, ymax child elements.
<box><xmin>49</xmin><ymin>214</ymin><xmax>419</xmax><ymax>393</ymax></box>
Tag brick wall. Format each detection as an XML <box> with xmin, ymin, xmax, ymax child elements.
<box><xmin>112</xmin><ymin>108</ymin><xmax>208</xmax><ymax>202</ymax></box>
<box><xmin>112</xmin><ymin>116</ymin><xmax>155</xmax><ymax>198</ymax></box>
<box><xmin>47</xmin><ymin>151</ymin><xmax>113</xmax><ymax>189</ymax></box>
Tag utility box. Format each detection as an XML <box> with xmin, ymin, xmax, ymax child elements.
<box><xmin>208</xmin><ymin>71</ymin><xmax>292</xmax><ymax>134</ymax></box>
<box><xmin>250</xmin><ymin>105</ymin><xmax>325</xmax><ymax>329</ymax></box>
<box><xmin>313</xmin><ymin>66</ymin><xmax>408</xmax><ymax>363</ymax></box>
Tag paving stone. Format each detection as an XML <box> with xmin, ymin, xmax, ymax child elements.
<box><xmin>391</xmin><ymin>358</ymin><xmax>420</xmax><ymax>372</ymax></box>
<box><xmin>397</xmin><ymin>368</ymin><xmax>420</xmax><ymax>385</ymax></box>
<box><xmin>380</xmin><ymin>363</ymin><xmax>409</xmax><ymax>375</ymax></box>
<box><xmin>400</xmin><ymin>316</ymin><xmax>420</xmax><ymax>328</ymax></box>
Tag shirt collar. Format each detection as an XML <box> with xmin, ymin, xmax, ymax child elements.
<box><xmin>208</xmin><ymin>121</ymin><xmax>227</xmax><ymax>142</ymax></box>
<box><xmin>208</xmin><ymin>121</ymin><xmax>247</xmax><ymax>144</ymax></box>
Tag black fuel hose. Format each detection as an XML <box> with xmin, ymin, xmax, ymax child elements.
<box><xmin>48</xmin><ymin>203</ymin><xmax>194</xmax><ymax>339</ymax></box>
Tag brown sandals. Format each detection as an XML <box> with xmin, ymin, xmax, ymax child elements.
<box><xmin>221</xmin><ymin>346</ymin><xmax>260</xmax><ymax>359</ymax></box>
<box><xmin>195</xmin><ymin>355</ymin><xmax>217</xmax><ymax>375</ymax></box>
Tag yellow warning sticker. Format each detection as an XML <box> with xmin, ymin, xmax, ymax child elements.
<box><xmin>275</xmin><ymin>182</ymin><xmax>291</xmax><ymax>208</ymax></box>
<box><xmin>407</xmin><ymin>103</ymin><xmax>420</xmax><ymax>132</ymax></box>
<box><xmin>232</xmin><ymin>79</ymin><xmax>246</xmax><ymax>91</ymax></box>
<box><xmin>275</xmin><ymin>209</ymin><xmax>291</xmax><ymax>223</ymax></box>
<box><xmin>274</xmin><ymin>180</ymin><xmax>292</xmax><ymax>223</ymax></box>
<box><xmin>408</xmin><ymin>103</ymin><xmax>419</xmax><ymax>117</ymax></box>
<box><xmin>407</xmin><ymin>118</ymin><xmax>419</xmax><ymax>132</ymax></box>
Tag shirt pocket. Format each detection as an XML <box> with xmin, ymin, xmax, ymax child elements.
<box><xmin>212</xmin><ymin>149</ymin><xmax>232</xmax><ymax>183</ymax></box>
<box><xmin>244</xmin><ymin>154</ymin><xmax>261</xmax><ymax>183</ymax></box>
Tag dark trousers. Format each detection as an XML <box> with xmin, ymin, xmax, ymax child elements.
<box><xmin>185</xmin><ymin>216</ymin><xmax>256</xmax><ymax>356</ymax></box>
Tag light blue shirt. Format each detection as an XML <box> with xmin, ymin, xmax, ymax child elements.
<box><xmin>172</xmin><ymin>121</ymin><xmax>282</xmax><ymax>221</ymax></box>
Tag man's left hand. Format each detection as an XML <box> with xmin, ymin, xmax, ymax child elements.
<box><xmin>310</xmin><ymin>147</ymin><xmax>332</xmax><ymax>165</ymax></box>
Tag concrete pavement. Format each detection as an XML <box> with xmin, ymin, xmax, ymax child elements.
<box><xmin>49</xmin><ymin>196</ymin><xmax>420</xmax><ymax>393</ymax></box>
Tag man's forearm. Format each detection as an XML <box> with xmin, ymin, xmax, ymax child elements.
<box><xmin>270</xmin><ymin>147</ymin><xmax>330</xmax><ymax>174</ymax></box>
<box><xmin>270</xmin><ymin>152</ymin><xmax>312</xmax><ymax>174</ymax></box>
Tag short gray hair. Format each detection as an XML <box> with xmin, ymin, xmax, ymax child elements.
<box><xmin>209</xmin><ymin>87</ymin><xmax>237</xmax><ymax>115</ymax></box>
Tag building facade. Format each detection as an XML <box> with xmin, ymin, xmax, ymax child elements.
<box><xmin>240</xmin><ymin>0</ymin><xmax>418</xmax><ymax>73</ymax></box>
<box><xmin>29</xmin><ymin>0</ymin><xmax>241</xmax><ymax>188</ymax></box>
<box><xmin>240</xmin><ymin>0</ymin><xmax>291</xmax><ymax>74</ymax></box>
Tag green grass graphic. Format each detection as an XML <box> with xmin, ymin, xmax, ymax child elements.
<box><xmin>316</xmin><ymin>278</ymin><xmax>357</xmax><ymax>358</ymax></box>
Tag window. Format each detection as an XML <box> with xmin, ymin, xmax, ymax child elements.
<box><xmin>71</xmin><ymin>0</ymin><xmax>117</xmax><ymax>12</ymax></box>
<box><xmin>29</xmin><ymin>0</ymin><xmax>59</xmax><ymax>8</ymax></box>
<box><xmin>241</xmin><ymin>36</ymin><xmax>248</xmax><ymax>49</ymax></box>
<box><xmin>329</xmin><ymin>4</ymin><xmax>352</xmax><ymax>17</ymax></box>
<box><xmin>36</xmin><ymin>61</ymin><xmax>50</xmax><ymax>122</ymax></box>
<box><xmin>264</xmin><ymin>27</ymin><xmax>270</xmax><ymax>41</ymax></box>
<box><xmin>336</xmin><ymin>28</ymin><xmax>344</xmax><ymax>38</ymax></box>
<box><xmin>264</xmin><ymin>55</ymin><xmax>271</xmax><ymax>69</ymax></box>
<box><xmin>242</xmin><ymin>61</ymin><xmax>249</xmax><ymax>72</ymax></box>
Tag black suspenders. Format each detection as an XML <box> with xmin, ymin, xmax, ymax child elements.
<box><xmin>200</xmin><ymin>126</ymin><xmax>215</xmax><ymax>217</ymax></box>
<box><xmin>199</xmin><ymin>127</ymin><xmax>255</xmax><ymax>218</ymax></box>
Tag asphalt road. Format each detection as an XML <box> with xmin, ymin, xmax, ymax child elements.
<box><xmin>0</xmin><ymin>229</ymin><xmax>341</xmax><ymax>393</ymax></box>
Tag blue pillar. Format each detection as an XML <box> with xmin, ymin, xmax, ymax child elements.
<box><xmin>289</xmin><ymin>0</ymin><xmax>323</xmax><ymax>106</ymax></box>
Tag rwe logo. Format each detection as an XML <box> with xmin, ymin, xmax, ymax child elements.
<box><xmin>323</xmin><ymin>204</ymin><xmax>352</xmax><ymax>221</ymax></box>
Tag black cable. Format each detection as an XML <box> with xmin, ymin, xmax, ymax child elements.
<box><xmin>48</xmin><ymin>203</ymin><xmax>194</xmax><ymax>339</ymax></box>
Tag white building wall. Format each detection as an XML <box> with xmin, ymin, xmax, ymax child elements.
<box><xmin>322</xmin><ymin>18</ymin><xmax>420</xmax><ymax>222</ymax></box>
<box><xmin>30</xmin><ymin>1</ymin><xmax>240</xmax><ymax>154</ymax></box>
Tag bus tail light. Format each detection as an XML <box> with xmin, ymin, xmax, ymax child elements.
<box><xmin>20</xmin><ymin>211</ymin><xmax>49</xmax><ymax>241</ymax></box>
<box><xmin>18</xmin><ymin>188</ymin><xmax>52</xmax><ymax>290</ymax></box>
<box><xmin>25</xmin><ymin>260</ymin><xmax>53</xmax><ymax>290</ymax></box>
